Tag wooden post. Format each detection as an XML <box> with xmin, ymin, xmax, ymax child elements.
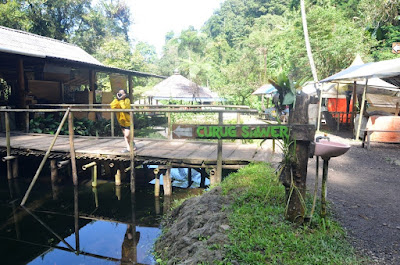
<box><xmin>74</xmin><ymin>185</ymin><xmax>80</xmax><ymax>253</ymax></box>
<box><xmin>5</xmin><ymin>111</ymin><xmax>12</xmax><ymax>179</ymax></box>
<box><xmin>167</xmin><ymin>112</ymin><xmax>172</xmax><ymax>140</ymax></box>
<box><xmin>111</xmin><ymin>113</ymin><xmax>115</xmax><ymax>137</ymax></box>
<box><xmin>92</xmin><ymin>187</ymin><xmax>99</xmax><ymax>208</ymax></box>
<box><xmin>92</xmin><ymin>164</ymin><xmax>97</xmax><ymax>187</ymax></box>
<box><xmin>129</xmin><ymin>111</ymin><xmax>135</xmax><ymax>193</ymax></box>
<box><xmin>187</xmin><ymin>167</ymin><xmax>192</xmax><ymax>188</ymax></box>
<box><xmin>154</xmin><ymin>168</ymin><xmax>160</xmax><ymax>197</ymax></box>
<box><xmin>200</xmin><ymin>168</ymin><xmax>206</xmax><ymax>188</ymax></box>
<box><xmin>356</xmin><ymin>80</ymin><xmax>368</xmax><ymax>140</ymax></box>
<box><xmin>68</xmin><ymin>112</ymin><xmax>78</xmax><ymax>186</ymax></box>
<box><xmin>316</xmin><ymin>86</ymin><xmax>323</xmax><ymax>132</ymax></box>
<box><xmin>25</xmin><ymin>107</ymin><xmax>29</xmax><ymax>133</ymax></box>
<box><xmin>395</xmin><ymin>102</ymin><xmax>399</xmax><ymax>116</ymax></box>
<box><xmin>12</xmin><ymin>157</ymin><xmax>18</xmax><ymax>178</ymax></box>
<box><xmin>115</xmin><ymin>169</ymin><xmax>121</xmax><ymax>186</ymax></box>
<box><xmin>50</xmin><ymin>159</ymin><xmax>58</xmax><ymax>182</ymax></box>
<box><xmin>351</xmin><ymin>81</ymin><xmax>357</xmax><ymax>130</ymax></box>
<box><xmin>115</xmin><ymin>185</ymin><xmax>121</xmax><ymax>200</ymax></box>
<box><xmin>284</xmin><ymin>92</ymin><xmax>313</xmax><ymax>223</ymax></box>
<box><xmin>321</xmin><ymin>159</ymin><xmax>329</xmax><ymax>218</ymax></box>
<box><xmin>20</xmin><ymin>109</ymin><xmax>70</xmax><ymax>206</ymax></box>
<box><xmin>215</xmin><ymin>112</ymin><xmax>223</xmax><ymax>185</ymax></box>
<box><xmin>163</xmin><ymin>167</ymin><xmax>172</xmax><ymax>196</ymax></box>
<box><xmin>155</xmin><ymin>197</ymin><xmax>160</xmax><ymax>214</ymax></box>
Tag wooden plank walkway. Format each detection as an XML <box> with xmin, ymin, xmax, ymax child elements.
<box><xmin>0</xmin><ymin>132</ymin><xmax>279</xmax><ymax>168</ymax></box>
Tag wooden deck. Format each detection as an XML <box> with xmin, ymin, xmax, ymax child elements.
<box><xmin>0</xmin><ymin>132</ymin><xmax>278</xmax><ymax>168</ymax></box>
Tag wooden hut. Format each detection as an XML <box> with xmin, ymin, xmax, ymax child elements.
<box><xmin>145</xmin><ymin>71</ymin><xmax>219</xmax><ymax>104</ymax></box>
<box><xmin>0</xmin><ymin>26</ymin><xmax>162</xmax><ymax>126</ymax></box>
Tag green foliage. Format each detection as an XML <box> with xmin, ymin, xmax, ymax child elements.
<box><xmin>220</xmin><ymin>163</ymin><xmax>365</xmax><ymax>264</ymax></box>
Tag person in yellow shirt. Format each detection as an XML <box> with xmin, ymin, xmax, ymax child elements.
<box><xmin>110</xmin><ymin>89</ymin><xmax>136</xmax><ymax>152</ymax></box>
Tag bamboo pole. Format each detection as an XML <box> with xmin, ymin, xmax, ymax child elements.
<box><xmin>20</xmin><ymin>108</ymin><xmax>70</xmax><ymax>206</ymax></box>
<box><xmin>5</xmin><ymin>111</ymin><xmax>12</xmax><ymax>179</ymax></box>
<box><xmin>356</xmin><ymin>79</ymin><xmax>368</xmax><ymax>140</ymax></box>
<box><xmin>129</xmin><ymin>111</ymin><xmax>135</xmax><ymax>193</ymax></box>
<box><xmin>22</xmin><ymin>206</ymin><xmax>75</xmax><ymax>251</ymax></box>
<box><xmin>154</xmin><ymin>168</ymin><xmax>160</xmax><ymax>197</ymax></box>
<box><xmin>68</xmin><ymin>112</ymin><xmax>78</xmax><ymax>185</ymax></box>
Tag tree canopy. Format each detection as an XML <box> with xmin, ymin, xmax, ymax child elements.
<box><xmin>1</xmin><ymin>0</ymin><xmax>400</xmax><ymax>105</ymax></box>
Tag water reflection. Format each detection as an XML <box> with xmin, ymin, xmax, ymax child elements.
<box><xmin>0</xmin><ymin>178</ymin><xmax>163</xmax><ymax>264</ymax></box>
<box><xmin>0</xmin><ymin>163</ymin><xmax>220</xmax><ymax>264</ymax></box>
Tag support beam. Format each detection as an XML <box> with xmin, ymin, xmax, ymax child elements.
<box><xmin>163</xmin><ymin>167</ymin><xmax>172</xmax><ymax>196</ymax></box>
<box><xmin>68</xmin><ymin>112</ymin><xmax>78</xmax><ymax>185</ymax></box>
<box><xmin>356</xmin><ymin>80</ymin><xmax>368</xmax><ymax>140</ymax></box>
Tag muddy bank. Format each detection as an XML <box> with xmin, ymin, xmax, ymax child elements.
<box><xmin>155</xmin><ymin>187</ymin><xmax>233</xmax><ymax>265</ymax></box>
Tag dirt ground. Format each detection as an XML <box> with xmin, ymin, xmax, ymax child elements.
<box><xmin>307</xmin><ymin>131</ymin><xmax>400</xmax><ymax>264</ymax></box>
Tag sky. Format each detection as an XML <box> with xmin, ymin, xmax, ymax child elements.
<box><xmin>129</xmin><ymin>0</ymin><xmax>225</xmax><ymax>55</ymax></box>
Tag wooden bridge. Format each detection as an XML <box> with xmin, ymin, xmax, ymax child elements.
<box><xmin>0</xmin><ymin>132</ymin><xmax>276</xmax><ymax>168</ymax></box>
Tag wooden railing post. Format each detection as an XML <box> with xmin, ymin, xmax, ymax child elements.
<box><xmin>5</xmin><ymin>111</ymin><xmax>12</xmax><ymax>179</ymax></box>
<box><xmin>129</xmin><ymin>111</ymin><xmax>135</xmax><ymax>193</ymax></box>
<box><xmin>214</xmin><ymin>112</ymin><xmax>223</xmax><ymax>185</ymax></box>
<box><xmin>167</xmin><ymin>112</ymin><xmax>172</xmax><ymax>140</ymax></box>
<box><xmin>111</xmin><ymin>113</ymin><xmax>115</xmax><ymax>137</ymax></box>
<box><xmin>68</xmin><ymin>112</ymin><xmax>78</xmax><ymax>186</ymax></box>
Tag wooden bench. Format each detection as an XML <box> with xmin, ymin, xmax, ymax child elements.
<box><xmin>361</xmin><ymin>116</ymin><xmax>400</xmax><ymax>150</ymax></box>
<box><xmin>361</xmin><ymin>129</ymin><xmax>400</xmax><ymax>150</ymax></box>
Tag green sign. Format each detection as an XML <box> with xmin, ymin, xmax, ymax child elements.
<box><xmin>172</xmin><ymin>124</ymin><xmax>290</xmax><ymax>140</ymax></box>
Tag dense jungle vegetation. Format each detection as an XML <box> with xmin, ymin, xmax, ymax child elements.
<box><xmin>1</xmin><ymin>0</ymin><xmax>399</xmax><ymax>106</ymax></box>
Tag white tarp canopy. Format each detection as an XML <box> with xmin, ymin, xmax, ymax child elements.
<box><xmin>321</xmin><ymin>57</ymin><xmax>400</xmax><ymax>82</ymax></box>
<box><xmin>319</xmin><ymin>55</ymin><xmax>400</xmax><ymax>139</ymax></box>
<box><xmin>252</xmin><ymin>84</ymin><xmax>277</xmax><ymax>96</ymax></box>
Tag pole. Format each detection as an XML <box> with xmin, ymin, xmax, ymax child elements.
<box><xmin>356</xmin><ymin>79</ymin><xmax>368</xmax><ymax>140</ymax></box>
<box><xmin>20</xmin><ymin>108</ymin><xmax>70</xmax><ymax>206</ymax></box>
<box><xmin>5</xmin><ymin>111</ymin><xmax>12</xmax><ymax>179</ymax></box>
<box><xmin>167</xmin><ymin>112</ymin><xmax>172</xmax><ymax>140</ymax></box>
<box><xmin>69</xmin><ymin>112</ymin><xmax>78</xmax><ymax>185</ymax></box>
<box><xmin>74</xmin><ymin>186</ymin><xmax>80</xmax><ymax>253</ymax></box>
<box><xmin>215</xmin><ymin>112</ymin><xmax>223</xmax><ymax>185</ymax></box>
<box><xmin>111</xmin><ymin>113</ymin><xmax>115</xmax><ymax>137</ymax></box>
<box><xmin>351</xmin><ymin>81</ymin><xmax>357</xmax><ymax>130</ymax></box>
<box><xmin>129</xmin><ymin>111</ymin><xmax>135</xmax><ymax>193</ymax></box>
<box><xmin>321</xmin><ymin>159</ymin><xmax>329</xmax><ymax>218</ymax></box>
<box><xmin>316</xmin><ymin>85</ymin><xmax>323</xmax><ymax>132</ymax></box>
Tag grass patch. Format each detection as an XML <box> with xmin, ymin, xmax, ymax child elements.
<box><xmin>220</xmin><ymin>162</ymin><xmax>365</xmax><ymax>264</ymax></box>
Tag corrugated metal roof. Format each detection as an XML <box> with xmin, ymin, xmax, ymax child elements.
<box><xmin>0</xmin><ymin>26</ymin><xmax>102</xmax><ymax>66</ymax></box>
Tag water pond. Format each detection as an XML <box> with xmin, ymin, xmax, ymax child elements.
<box><xmin>0</xmin><ymin>166</ymin><xmax>212</xmax><ymax>265</ymax></box>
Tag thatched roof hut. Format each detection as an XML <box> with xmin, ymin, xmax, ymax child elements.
<box><xmin>145</xmin><ymin>72</ymin><xmax>219</xmax><ymax>102</ymax></box>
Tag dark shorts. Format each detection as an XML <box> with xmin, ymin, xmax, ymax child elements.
<box><xmin>120</xmin><ymin>126</ymin><xmax>130</xmax><ymax>130</ymax></box>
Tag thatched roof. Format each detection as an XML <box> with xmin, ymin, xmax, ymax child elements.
<box><xmin>146</xmin><ymin>73</ymin><xmax>217</xmax><ymax>101</ymax></box>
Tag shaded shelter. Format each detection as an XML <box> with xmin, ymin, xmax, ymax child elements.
<box><xmin>320</xmin><ymin>56</ymin><xmax>400</xmax><ymax>139</ymax></box>
<box><xmin>252</xmin><ymin>84</ymin><xmax>277</xmax><ymax>110</ymax></box>
<box><xmin>145</xmin><ymin>72</ymin><xmax>219</xmax><ymax>104</ymax></box>
<box><xmin>0</xmin><ymin>26</ymin><xmax>164</xmax><ymax>126</ymax></box>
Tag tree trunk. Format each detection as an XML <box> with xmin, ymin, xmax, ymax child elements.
<box><xmin>300</xmin><ymin>0</ymin><xmax>318</xmax><ymax>82</ymax></box>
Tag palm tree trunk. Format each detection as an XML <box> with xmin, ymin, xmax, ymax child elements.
<box><xmin>300</xmin><ymin>0</ymin><xmax>318</xmax><ymax>82</ymax></box>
